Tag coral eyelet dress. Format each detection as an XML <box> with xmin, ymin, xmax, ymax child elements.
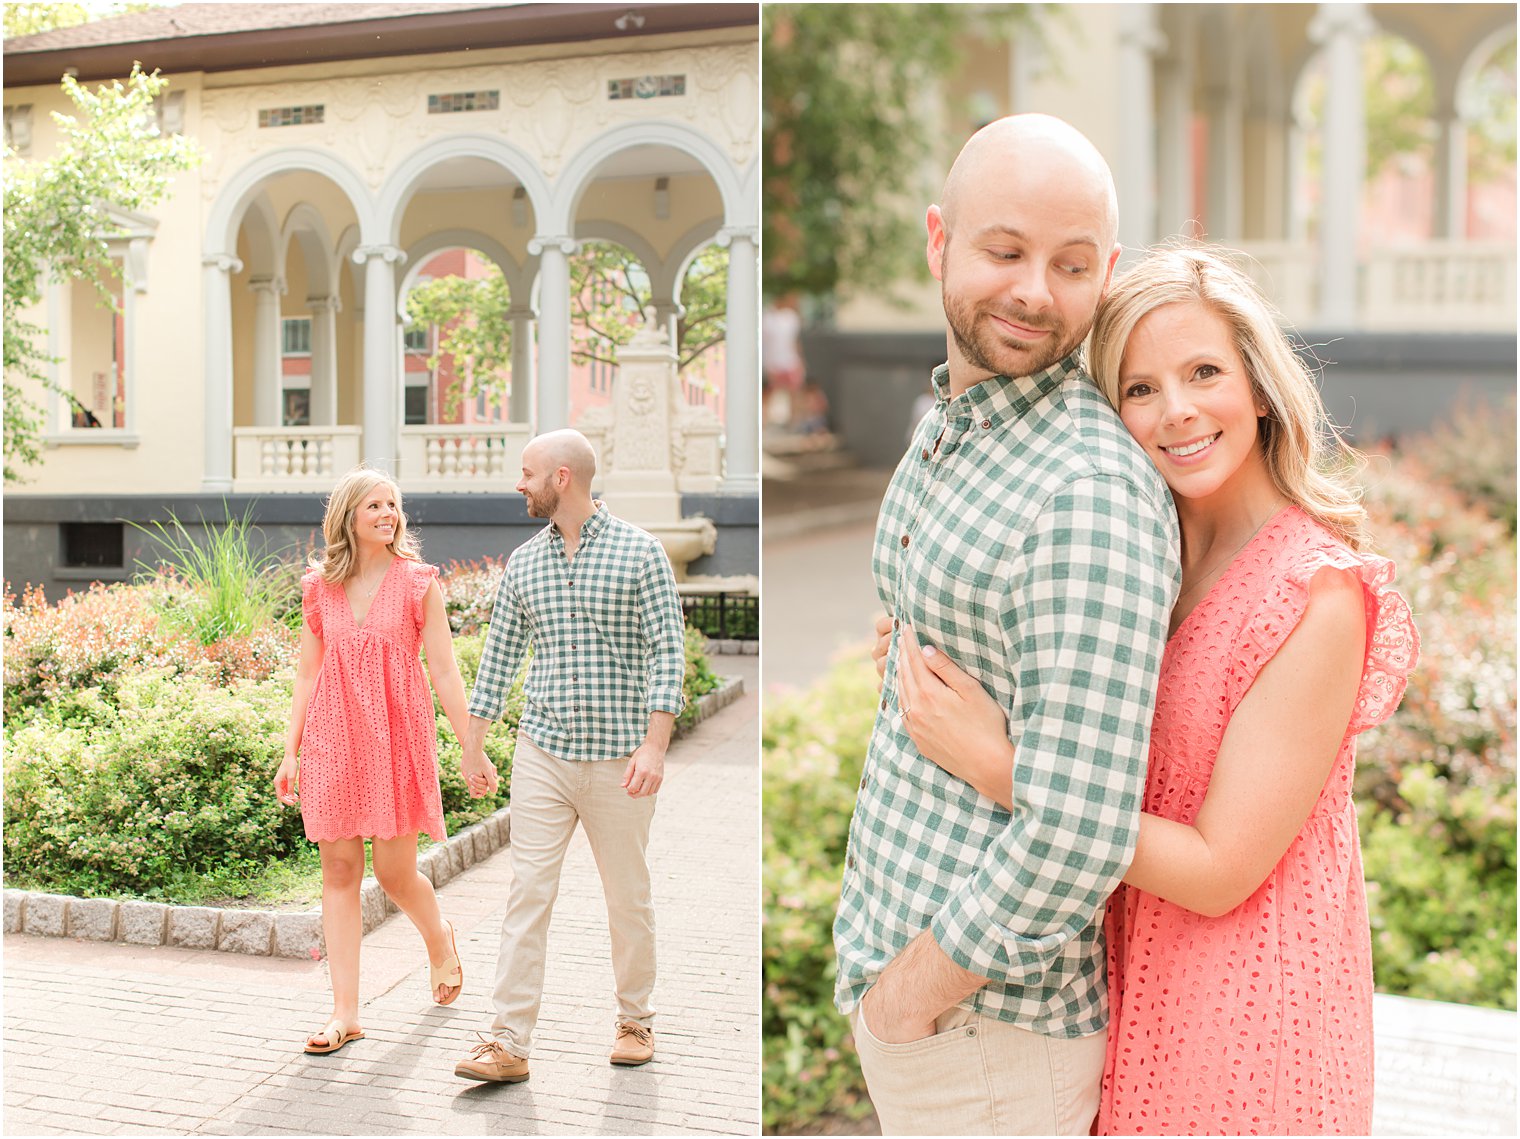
<box><xmin>297</xmin><ymin>557</ymin><xmax>448</xmax><ymax>844</ymax></box>
<box><xmin>1098</xmin><ymin>506</ymin><xmax>1419</xmax><ymax>1136</ymax></box>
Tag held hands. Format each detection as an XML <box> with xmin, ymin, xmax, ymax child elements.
<box><xmin>895</xmin><ymin>622</ymin><xmax>1012</xmax><ymax>795</ymax></box>
<box><xmin>461</xmin><ymin>744</ymin><xmax>500</xmax><ymax>799</ymax></box>
<box><xmin>274</xmin><ymin>755</ymin><xmax>300</xmax><ymax>806</ymax></box>
<box><xmin>622</xmin><ymin>743</ymin><xmax>665</xmax><ymax>798</ymax></box>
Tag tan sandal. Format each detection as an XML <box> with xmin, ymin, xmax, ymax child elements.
<box><xmin>431</xmin><ymin>920</ymin><xmax>463</xmax><ymax>1006</ymax></box>
<box><xmin>304</xmin><ymin>1019</ymin><xmax>364</xmax><ymax>1054</ymax></box>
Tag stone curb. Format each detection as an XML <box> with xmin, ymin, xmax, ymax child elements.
<box><xmin>2</xmin><ymin>674</ymin><xmax>745</xmax><ymax>959</ymax></box>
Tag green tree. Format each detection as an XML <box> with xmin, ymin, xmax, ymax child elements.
<box><xmin>1468</xmin><ymin>35</ymin><xmax>1518</xmax><ymax>183</ymax></box>
<box><xmin>3</xmin><ymin>66</ymin><xmax>199</xmax><ymax>482</ymax></box>
<box><xmin>762</xmin><ymin>4</ymin><xmax>1028</xmax><ymax>304</ymax></box>
<box><xmin>2</xmin><ymin>2</ymin><xmax>157</xmax><ymax>38</ymax></box>
<box><xmin>402</xmin><ymin>241</ymin><xmax>728</xmax><ymax>412</ymax></box>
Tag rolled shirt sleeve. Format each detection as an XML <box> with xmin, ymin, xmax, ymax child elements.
<box><xmin>929</xmin><ymin>474</ymin><xmax>1176</xmax><ymax>984</ymax></box>
<box><xmin>636</xmin><ymin>543</ymin><xmax>687</xmax><ymax>717</ymax></box>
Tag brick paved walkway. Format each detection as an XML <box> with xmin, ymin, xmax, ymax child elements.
<box><xmin>3</xmin><ymin>657</ymin><xmax>759</xmax><ymax>1137</ymax></box>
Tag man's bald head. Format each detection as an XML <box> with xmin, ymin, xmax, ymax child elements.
<box><xmin>939</xmin><ymin>114</ymin><xmax>1118</xmax><ymax>254</ymax></box>
<box><xmin>525</xmin><ymin>428</ymin><xmax>597</xmax><ymax>489</ymax></box>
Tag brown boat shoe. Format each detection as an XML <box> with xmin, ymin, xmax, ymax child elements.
<box><xmin>453</xmin><ymin>1034</ymin><xmax>530</xmax><ymax>1083</ymax></box>
<box><xmin>610</xmin><ymin>1018</ymin><xmax>654</xmax><ymax>1066</ymax></box>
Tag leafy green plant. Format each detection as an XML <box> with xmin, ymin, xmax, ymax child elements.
<box><xmin>130</xmin><ymin>505</ymin><xmax>302</xmax><ymax>644</ymax></box>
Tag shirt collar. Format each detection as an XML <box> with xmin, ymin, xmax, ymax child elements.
<box><xmin>931</xmin><ymin>349</ymin><xmax>1084</xmax><ymax>430</ymax></box>
<box><xmin>546</xmin><ymin>500</ymin><xmax>609</xmax><ymax>551</ymax></box>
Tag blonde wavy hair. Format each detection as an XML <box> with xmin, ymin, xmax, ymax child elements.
<box><xmin>1089</xmin><ymin>245</ymin><xmax>1369</xmax><ymax>550</ymax></box>
<box><xmin>310</xmin><ymin>465</ymin><xmax>422</xmax><ymax>583</ymax></box>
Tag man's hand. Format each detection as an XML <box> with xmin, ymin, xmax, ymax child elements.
<box><xmin>871</xmin><ymin>613</ymin><xmax>893</xmax><ymax>686</ymax></box>
<box><xmin>859</xmin><ymin>929</ymin><xmax>989</xmax><ymax>1045</ymax></box>
<box><xmin>622</xmin><ymin>742</ymin><xmax>665</xmax><ymax>798</ymax></box>
<box><xmin>861</xmin><ymin>979</ymin><xmax>937</xmax><ymax>1045</ymax></box>
<box><xmin>461</xmin><ymin>744</ymin><xmax>499</xmax><ymax>798</ymax></box>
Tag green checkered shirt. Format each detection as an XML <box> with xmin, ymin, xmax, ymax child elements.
<box><xmin>466</xmin><ymin>502</ymin><xmax>686</xmax><ymax>761</ymax></box>
<box><xmin>834</xmin><ymin>354</ymin><xmax>1180</xmax><ymax>1036</ymax></box>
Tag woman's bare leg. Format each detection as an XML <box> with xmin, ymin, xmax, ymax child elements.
<box><xmin>371</xmin><ymin>833</ymin><xmax>460</xmax><ymax>1002</ymax></box>
<box><xmin>315</xmin><ymin>838</ymin><xmax>367</xmax><ymax>1042</ymax></box>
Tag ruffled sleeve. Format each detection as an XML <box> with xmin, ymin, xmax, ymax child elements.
<box><xmin>1228</xmin><ymin>544</ymin><xmax>1419</xmax><ymax>734</ymax></box>
<box><xmin>410</xmin><ymin>561</ymin><xmax>440</xmax><ymax>630</ymax></box>
<box><xmin>300</xmin><ymin>569</ymin><xmax>325</xmax><ymax>640</ymax></box>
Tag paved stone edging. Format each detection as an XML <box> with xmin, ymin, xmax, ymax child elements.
<box><xmin>2</xmin><ymin>674</ymin><xmax>744</xmax><ymax>959</ymax></box>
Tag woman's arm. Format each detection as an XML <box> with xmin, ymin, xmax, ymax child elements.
<box><xmin>275</xmin><ymin>621</ymin><xmax>324</xmax><ymax>804</ymax></box>
<box><xmin>1122</xmin><ymin>567</ymin><xmax>1365</xmax><ymax>916</ymax></box>
<box><xmin>894</xmin><ymin>567</ymin><xmax>1367</xmax><ymax>918</ymax></box>
<box><xmin>419</xmin><ymin>579</ymin><xmax>471</xmax><ymax>744</ymax></box>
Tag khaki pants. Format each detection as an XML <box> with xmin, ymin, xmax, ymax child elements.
<box><xmin>851</xmin><ymin>1001</ymin><xmax>1105</xmax><ymax>1136</ymax></box>
<box><xmin>489</xmin><ymin>734</ymin><xmax>657</xmax><ymax>1057</ymax></box>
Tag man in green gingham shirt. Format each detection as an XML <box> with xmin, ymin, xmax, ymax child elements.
<box><xmin>453</xmin><ymin>429</ymin><xmax>685</xmax><ymax>1084</ymax></box>
<box><xmin>834</xmin><ymin>116</ymin><xmax>1180</xmax><ymax>1134</ymax></box>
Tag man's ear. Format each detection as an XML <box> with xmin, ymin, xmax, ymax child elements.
<box><xmin>1099</xmin><ymin>244</ymin><xmax>1122</xmax><ymax>296</ymax></box>
<box><xmin>926</xmin><ymin>205</ymin><xmax>948</xmax><ymax>282</ymax></box>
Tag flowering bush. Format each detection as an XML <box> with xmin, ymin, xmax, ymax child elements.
<box><xmin>4</xmin><ymin>556</ymin><xmax>723</xmax><ymax>902</ymax></box>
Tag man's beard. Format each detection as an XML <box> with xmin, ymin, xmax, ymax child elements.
<box><xmin>525</xmin><ymin>487</ymin><xmax>559</xmax><ymax>518</ymax></box>
<box><xmin>942</xmin><ymin>281</ymin><xmax>1081</xmax><ymax>380</ymax></box>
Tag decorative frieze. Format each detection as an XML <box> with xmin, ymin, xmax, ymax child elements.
<box><xmin>258</xmin><ymin>104</ymin><xmax>324</xmax><ymax>128</ymax></box>
<box><xmin>608</xmin><ymin>74</ymin><xmax>686</xmax><ymax>100</ymax></box>
<box><xmin>428</xmin><ymin>90</ymin><xmax>499</xmax><ymax>113</ymax></box>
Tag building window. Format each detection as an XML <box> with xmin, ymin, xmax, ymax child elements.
<box><xmin>283</xmin><ymin>389</ymin><xmax>311</xmax><ymax>427</ymax></box>
<box><xmin>282</xmin><ymin>317</ymin><xmax>312</xmax><ymax>355</ymax></box>
<box><xmin>428</xmin><ymin>90</ymin><xmax>500</xmax><ymax>114</ymax></box>
<box><xmin>4</xmin><ymin>103</ymin><xmax>33</xmax><ymax>155</ymax></box>
<box><xmin>404</xmin><ymin>383</ymin><xmax>429</xmax><ymax>425</ymax></box>
<box><xmin>403</xmin><ymin>325</ymin><xmax>430</xmax><ymax>353</ymax></box>
<box><xmin>61</xmin><ymin>522</ymin><xmax>124</xmax><ymax>569</ymax></box>
<box><xmin>258</xmin><ymin>105</ymin><xmax>324</xmax><ymax>128</ymax></box>
<box><xmin>65</xmin><ymin>267</ymin><xmax>127</xmax><ymax>429</ymax></box>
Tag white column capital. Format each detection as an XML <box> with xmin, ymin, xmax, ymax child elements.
<box><xmin>507</xmin><ymin>304</ymin><xmax>538</xmax><ymax>320</ymax></box>
<box><xmin>352</xmin><ymin>243</ymin><xmax>407</xmax><ymax>266</ymax></box>
<box><xmin>527</xmin><ymin>234</ymin><xmax>579</xmax><ymax>256</ymax></box>
<box><xmin>1308</xmin><ymin>2</ymin><xmax>1374</xmax><ymax>45</ymax></box>
<box><xmin>248</xmin><ymin>275</ymin><xmax>287</xmax><ymax>296</ymax></box>
<box><xmin>307</xmin><ymin>294</ymin><xmax>343</xmax><ymax>315</ymax></box>
<box><xmin>201</xmin><ymin>253</ymin><xmax>244</xmax><ymax>274</ymax></box>
<box><xmin>714</xmin><ymin>225</ymin><xmax>758</xmax><ymax>248</ymax></box>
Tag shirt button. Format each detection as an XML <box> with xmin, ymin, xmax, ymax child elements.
<box><xmin>859</xmin><ymin>774</ymin><xmax>868</xmax><ymax>790</ymax></box>
<box><xmin>893</xmin><ymin>617</ymin><xmax>899</xmax><ymax>630</ymax></box>
<box><xmin>567</xmin><ymin>579</ymin><xmax>573</xmax><ymax>586</ymax></box>
<box><xmin>880</xmin><ymin>697</ymin><xmax>887</xmax><ymax>711</ymax></box>
<box><xmin>921</xmin><ymin>448</ymin><xmax>930</xmax><ymax>461</ymax></box>
<box><xmin>901</xmin><ymin>534</ymin><xmax>910</xmax><ymax>548</ymax></box>
<box><xmin>847</xmin><ymin>854</ymin><xmax>856</xmax><ymax>870</ymax></box>
<box><xmin>981</xmin><ymin>418</ymin><xmax>991</xmax><ymax>429</ymax></box>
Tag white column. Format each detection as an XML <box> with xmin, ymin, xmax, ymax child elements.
<box><xmin>717</xmin><ymin>225</ymin><xmax>759</xmax><ymax>495</ymax></box>
<box><xmin>308</xmin><ymin>295</ymin><xmax>341</xmax><ymax>425</ymax></box>
<box><xmin>1116</xmin><ymin>4</ymin><xmax>1163</xmax><ymax>259</ymax></box>
<box><xmin>508</xmin><ymin>303</ymin><xmax>536</xmax><ymax>423</ymax></box>
<box><xmin>249</xmin><ymin>275</ymin><xmax>285</xmax><ymax>427</ymax></box>
<box><xmin>1202</xmin><ymin>53</ymin><xmax>1244</xmax><ymax>241</ymax></box>
<box><xmin>654</xmin><ymin>299</ymin><xmax>684</xmax><ymax>360</ymax></box>
<box><xmin>527</xmin><ymin>234</ymin><xmax>576</xmax><ymax>431</ymax></box>
<box><xmin>1310</xmin><ymin>2</ymin><xmax>1373</xmax><ymax>327</ymax></box>
<box><xmin>352</xmin><ymin>244</ymin><xmax>406</xmax><ymax>472</ymax></box>
<box><xmin>201</xmin><ymin>254</ymin><xmax>242</xmax><ymax>491</ymax></box>
<box><xmin>1156</xmin><ymin>39</ymin><xmax>1193</xmax><ymax>239</ymax></box>
<box><xmin>1433</xmin><ymin>101</ymin><xmax>1469</xmax><ymax>239</ymax></box>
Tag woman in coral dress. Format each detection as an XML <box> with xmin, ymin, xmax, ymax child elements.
<box><xmin>881</xmin><ymin>248</ymin><xmax>1417</xmax><ymax>1133</ymax></box>
<box><xmin>274</xmin><ymin>466</ymin><xmax>476</xmax><ymax>1054</ymax></box>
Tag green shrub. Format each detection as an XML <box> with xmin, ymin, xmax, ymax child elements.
<box><xmin>4</xmin><ymin>570</ymin><xmax>725</xmax><ymax>903</ymax></box>
<box><xmin>763</xmin><ymin>649</ymin><xmax>879</xmax><ymax>1134</ymax></box>
<box><xmin>3</xmin><ymin>667</ymin><xmax>304</xmax><ymax>898</ymax></box>
<box><xmin>1360</xmin><ymin>764</ymin><xmax>1517</xmax><ymax>1009</ymax></box>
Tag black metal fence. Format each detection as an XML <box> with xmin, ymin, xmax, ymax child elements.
<box><xmin>682</xmin><ymin>590</ymin><xmax>758</xmax><ymax>641</ymax></box>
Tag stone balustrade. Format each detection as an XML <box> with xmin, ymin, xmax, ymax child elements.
<box><xmin>232</xmin><ymin>425</ymin><xmax>362</xmax><ymax>492</ymax></box>
<box><xmin>1363</xmin><ymin>241</ymin><xmax>1517</xmax><ymax>332</ymax></box>
<box><xmin>398</xmin><ymin>422</ymin><xmax>532</xmax><ymax>492</ymax></box>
